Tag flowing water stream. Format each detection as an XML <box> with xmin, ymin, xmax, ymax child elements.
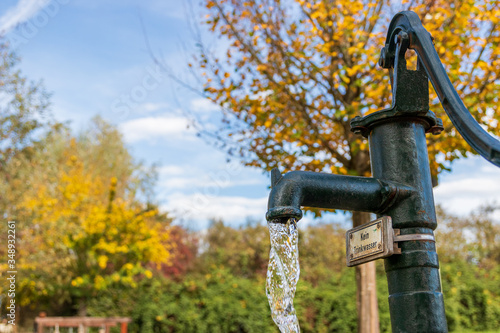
<box><xmin>266</xmin><ymin>218</ymin><xmax>301</xmax><ymax>333</ymax></box>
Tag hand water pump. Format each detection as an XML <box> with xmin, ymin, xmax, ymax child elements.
<box><xmin>266</xmin><ymin>11</ymin><xmax>500</xmax><ymax>332</ymax></box>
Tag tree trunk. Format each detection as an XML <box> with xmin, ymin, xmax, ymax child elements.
<box><xmin>78</xmin><ymin>299</ymin><xmax>87</xmax><ymax>317</ymax></box>
<box><xmin>353</xmin><ymin>211</ymin><xmax>380</xmax><ymax>333</ymax></box>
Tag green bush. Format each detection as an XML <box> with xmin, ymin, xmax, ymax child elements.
<box><xmin>88</xmin><ymin>267</ymin><xmax>277</xmax><ymax>333</ymax></box>
<box><xmin>83</xmin><ymin>218</ymin><xmax>500</xmax><ymax>333</ymax></box>
<box><xmin>295</xmin><ymin>272</ymin><xmax>357</xmax><ymax>332</ymax></box>
<box><xmin>87</xmin><ymin>266</ymin><xmax>397</xmax><ymax>332</ymax></box>
<box><xmin>441</xmin><ymin>261</ymin><xmax>500</xmax><ymax>332</ymax></box>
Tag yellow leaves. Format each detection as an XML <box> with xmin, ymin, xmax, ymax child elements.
<box><xmin>94</xmin><ymin>275</ymin><xmax>105</xmax><ymax>290</ymax></box>
<box><xmin>71</xmin><ymin>276</ymin><xmax>84</xmax><ymax>287</ymax></box>
<box><xmin>256</xmin><ymin>64</ymin><xmax>267</xmax><ymax>72</ymax></box>
<box><xmin>345</xmin><ymin>67</ymin><xmax>357</xmax><ymax>77</ymax></box>
<box><xmin>346</xmin><ymin>46</ymin><xmax>358</xmax><ymax>56</ymax></box>
<box><xmin>18</xmin><ymin>140</ymin><xmax>172</xmax><ymax>301</ymax></box>
<box><xmin>98</xmin><ymin>255</ymin><xmax>108</xmax><ymax>269</ymax></box>
<box><xmin>123</xmin><ymin>263</ymin><xmax>135</xmax><ymax>271</ymax></box>
<box><xmin>339</xmin><ymin>72</ymin><xmax>350</xmax><ymax>83</ymax></box>
<box><xmin>310</xmin><ymin>11</ymin><xmax>324</xmax><ymax>20</ymax></box>
<box><xmin>196</xmin><ymin>0</ymin><xmax>500</xmax><ymax>175</ymax></box>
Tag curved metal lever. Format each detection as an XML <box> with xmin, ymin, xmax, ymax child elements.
<box><xmin>380</xmin><ymin>11</ymin><xmax>500</xmax><ymax>167</ymax></box>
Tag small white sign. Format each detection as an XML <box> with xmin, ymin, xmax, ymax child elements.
<box><xmin>350</xmin><ymin>221</ymin><xmax>383</xmax><ymax>260</ymax></box>
<box><xmin>346</xmin><ymin>216</ymin><xmax>396</xmax><ymax>267</ymax></box>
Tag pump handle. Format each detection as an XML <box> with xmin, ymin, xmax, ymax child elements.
<box><xmin>380</xmin><ymin>11</ymin><xmax>500</xmax><ymax>167</ymax></box>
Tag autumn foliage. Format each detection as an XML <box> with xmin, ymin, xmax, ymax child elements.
<box><xmin>194</xmin><ymin>0</ymin><xmax>500</xmax><ymax>178</ymax></box>
<box><xmin>0</xmin><ymin>116</ymin><xmax>173</xmax><ymax>313</ymax></box>
<box><xmin>18</xmin><ymin>143</ymin><xmax>170</xmax><ymax>304</ymax></box>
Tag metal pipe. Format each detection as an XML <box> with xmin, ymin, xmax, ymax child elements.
<box><xmin>369</xmin><ymin>118</ymin><xmax>447</xmax><ymax>332</ymax></box>
<box><xmin>266</xmin><ymin>169</ymin><xmax>412</xmax><ymax>222</ymax></box>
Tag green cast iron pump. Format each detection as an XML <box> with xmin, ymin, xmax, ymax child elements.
<box><xmin>266</xmin><ymin>11</ymin><xmax>500</xmax><ymax>333</ymax></box>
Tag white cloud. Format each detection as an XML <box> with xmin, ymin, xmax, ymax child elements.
<box><xmin>434</xmin><ymin>166</ymin><xmax>500</xmax><ymax>217</ymax></box>
<box><xmin>0</xmin><ymin>0</ymin><xmax>50</xmax><ymax>34</ymax></box>
<box><xmin>190</xmin><ymin>98</ymin><xmax>219</xmax><ymax>113</ymax></box>
<box><xmin>161</xmin><ymin>177</ymin><xmax>198</xmax><ymax>190</ymax></box>
<box><xmin>434</xmin><ymin>177</ymin><xmax>500</xmax><ymax>199</ymax></box>
<box><xmin>158</xmin><ymin>165</ymin><xmax>186</xmax><ymax>176</ymax></box>
<box><xmin>139</xmin><ymin>102</ymin><xmax>169</xmax><ymax>113</ymax></box>
<box><xmin>164</xmin><ymin>193</ymin><xmax>268</xmax><ymax>228</ymax></box>
<box><xmin>119</xmin><ymin>116</ymin><xmax>193</xmax><ymax>143</ymax></box>
<box><xmin>159</xmin><ymin>167</ymin><xmax>265</xmax><ymax>189</ymax></box>
<box><xmin>160</xmin><ymin>176</ymin><xmax>263</xmax><ymax>191</ymax></box>
<box><xmin>157</xmin><ymin>160</ymin><xmax>266</xmax><ymax>191</ymax></box>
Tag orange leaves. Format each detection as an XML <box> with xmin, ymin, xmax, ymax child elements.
<box><xmin>256</xmin><ymin>64</ymin><xmax>267</xmax><ymax>72</ymax></box>
<box><xmin>196</xmin><ymin>0</ymin><xmax>500</xmax><ymax>175</ymax></box>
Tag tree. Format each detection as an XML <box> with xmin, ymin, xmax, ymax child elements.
<box><xmin>435</xmin><ymin>205</ymin><xmax>500</xmax><ymax>331</ymax></box>
<box><xmin>197</xmin><ymin>219</ymin><xmax>272</xmax><ymax>279</ymax></box>
<box><xmin>0</xmin><ymin>42</ymin><xmax>52</xmax><ymax>168</ymax></box>
<box><xmin>0</xmin><ymin>118</ymin><xmax>172</xmax><ymax>316</ymax></box>
<box><xmin>0</xmin><ymin>41</ymin><xmax>56</xmax><ymax>219</ymax></box>
<box><xmin>160</xmin><ymin>225</ymin><xmax>199</xmax><ymax>278</ymax></box>
<box><xmin>0</xmin><ymin>41</ymin><xmax>58</xmax><ymax>322</ymax></box>
<box><xmin>189</xmin><ymin>1</ymin><xmax>500</xmax><ymax>332</ymax></box>
<box><xmin>436</xmin><ymin>204</ymin><xmax>500</xmax><ymax>270</ymax></box>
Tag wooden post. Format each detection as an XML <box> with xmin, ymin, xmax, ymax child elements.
<box><xmin>120</xmin><ymin>322</ymin><xmax>127</xmax><ymax>333</ymax></box>
<box><xmin>353</xmin><ymin>211</ymin><xmax>380</xmax><ymax>333</ymax></box>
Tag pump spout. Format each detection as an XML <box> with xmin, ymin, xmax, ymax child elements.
<box><xmin>266</xmin><ymin>168</ymin><xmax>411</xmax><ymax>222</ymax></box>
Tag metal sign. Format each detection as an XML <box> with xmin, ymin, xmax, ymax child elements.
<box><xmin>346</xmin><ymin>216</ymin><xmax>396</xmax><ymax>267</ymax></box>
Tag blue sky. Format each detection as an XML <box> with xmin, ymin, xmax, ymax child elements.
<box><xmin>1</xmin><ymin>0</ymin><xmax>499</xmax><ymax>229</ymax></box>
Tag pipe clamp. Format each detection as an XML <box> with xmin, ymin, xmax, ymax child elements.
<box><xmin>393</xmin><ymin>230</ymin><xmax>435</xmax><ymax>242</ymax></box>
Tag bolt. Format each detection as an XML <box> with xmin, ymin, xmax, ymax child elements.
<box><xmin>377</xmin><ymin>223</ymin><xmax>381</xmax><ymax>229</ymax></box>
<box><xmin>395</xmin><ymin>31</ymin><xmax>409</xmax><ymax>45</ymax></box>
<box><xmin>378</xmin><ymin>243</ymin><xmax>382</xmax><ymax>250</ymax></box>
<box><xmin>430</xmin><ymin>126</ymin><xmax>444</xmax><ymax>135</ymax></box>
<box><xmin>350</xmin><ymin>254</ymin><xmax>353</xmax><ymax>259</ymax></box>
<box><xmin>349</xmin><ymin>233</ymin><xmax>353</xmax><ymax>239</ymax></box>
